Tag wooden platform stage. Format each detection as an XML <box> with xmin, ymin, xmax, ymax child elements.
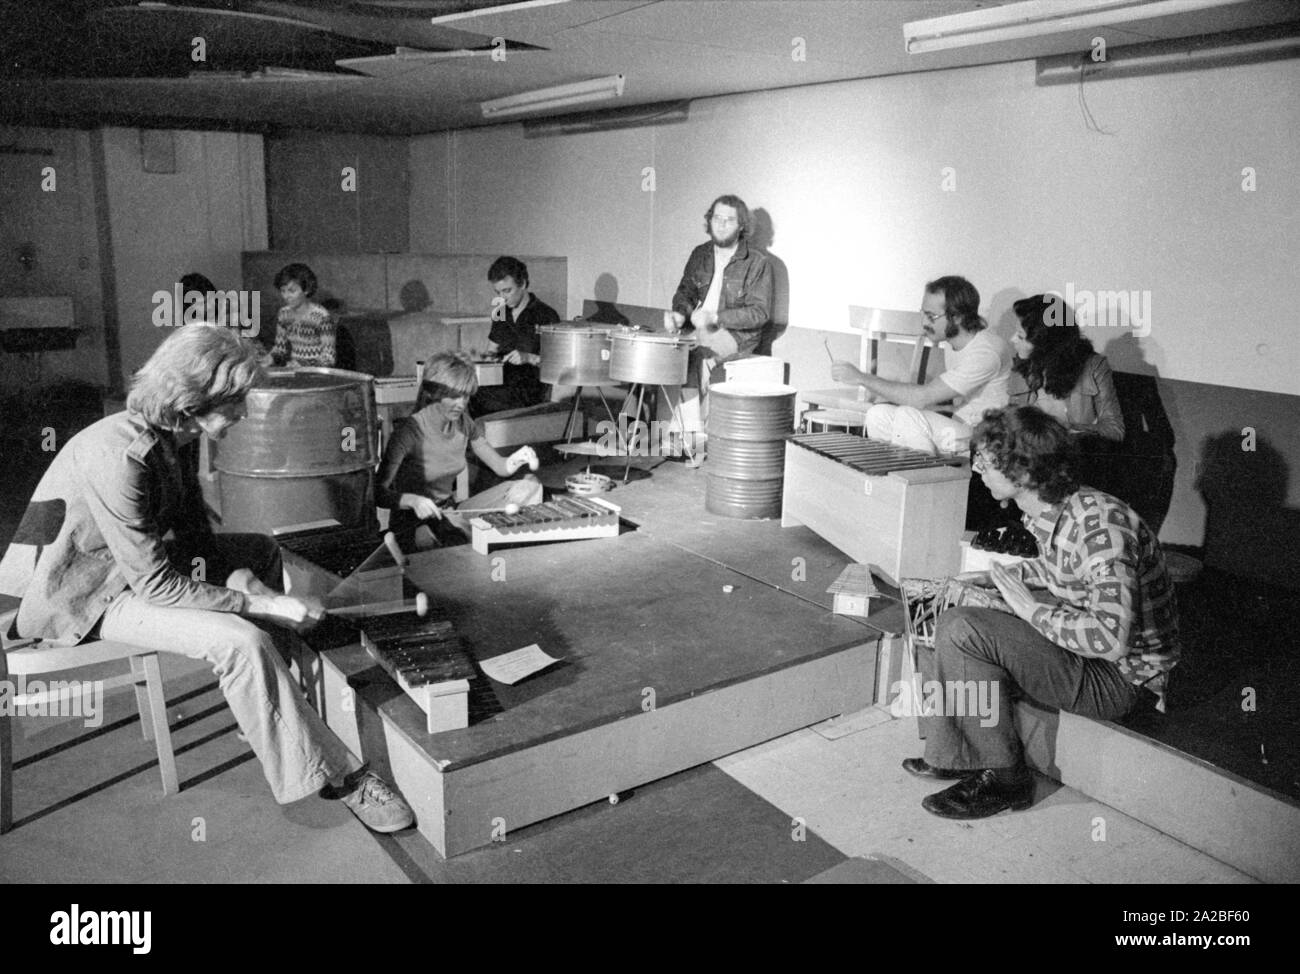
<box><xmin>306</xmin><ymin>459</ymin><xmax>891</xmax><ymax>857</ymax></box>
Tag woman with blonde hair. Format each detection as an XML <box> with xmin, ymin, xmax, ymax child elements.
<box><xmin>0</xmin><ymin>326</ymin><xmax>413</xmax><ymax>833</ymax></box>
<box><xmin>376</xmin><ymin>351</ymin><xmax>543</xmax><ymax>549</ymax></box>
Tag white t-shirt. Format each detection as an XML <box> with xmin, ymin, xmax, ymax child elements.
<box><xmin>702</xmin><ymin>245</ymin><xmax>736</xmax><ymax>313</ymax></box>
<box><xmin>939</xmin><ymin>329</ymin><xmax>1013</xmax><ymax>427</ymax></box>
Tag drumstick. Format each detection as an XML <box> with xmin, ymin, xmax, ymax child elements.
<box><xmin>455</xmin><ymin>502</ymin><xmax>522</xmax><ymax>516</ymax></box>
<box><xmin>382</xmin><ymin>530</ymin><xmax>407</xmax><ymax>571</ymax></box>
<box><xmin>327</xmin><ymin>598</ymin><xmax>422</xmax><ymax>619</ymax></box>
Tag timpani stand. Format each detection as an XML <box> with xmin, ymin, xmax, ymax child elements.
<box><xmin>608</xmin><ymin>328</ymin><xmax>697</xmax><ymax>481</ymax></box>
<box><xmin>538</xmin><ymin>323</ymin><xmax>620</xmax><ymax>444</ymax></box>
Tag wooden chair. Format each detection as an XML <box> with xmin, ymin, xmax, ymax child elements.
<box><xmin>1</xmin><ymin>518</ymin><xmax>178</xmax><ymax>833</ymax></box>
<box><xmin>0</xmin><ymin>612</ymin><xmax>178</xmax><ymax>832</ymax></box>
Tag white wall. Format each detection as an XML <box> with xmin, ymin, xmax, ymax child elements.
<box><xmin>410</xmin><ymin>55</ymin><xmax>1300</xmax><ymax>398</ymax></box>
<box><xmin>102</xmin><ymin>128</ymin><xmax>267</xmax><ymax>388</ymax></box>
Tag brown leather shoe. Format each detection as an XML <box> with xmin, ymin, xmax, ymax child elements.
<box><xmin>921</xmin><ymin>768</ymin><xmax>1034</xmax><ymax>819</ymax></box>
<box><xmin>902</xmin><ymin>757</ymin><xmax>972</xmax><ymax>780</ymax></box>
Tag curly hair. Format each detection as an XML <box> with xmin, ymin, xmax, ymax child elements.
<box><xmin>971</xmin><ymin>406</ymin><xmax>1080</xmax><ymax>504</ymax></box>
<box><xmin>416</xmin><ymin>351</ymin><xmax>479</xmax><ymax>409</ymax></box>
<box><xmin>704</xmin><ymin>194</ymin><xmax>751</xmax><ymax>240</ymax></box>
<box><xmin>127</xmin><ymin>326</ymin><xmax>265</xmax><ymax>431</ymax></box>
<box><xmin>1012</xmin><ymin>293</ymin><xmax>1098</xmax><ymax>399</ymax></box>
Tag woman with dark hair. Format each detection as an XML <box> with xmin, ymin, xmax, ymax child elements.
<box><xmin>376</xmin><ymin>351</ymin><xmax>543</xmax><ymax>549</ymax></box>
<box><xmin>270</xmin><ymin>262</ymin><xmax>336</xmax><ymax>368</ymax></box>
<box><xmin>1009</xmin><ymin>294</ymin><xmax>1124</xmax><ymax>444</ymax></box>
<box><xmin>901</xmin><ymin>406</ymin><xmax>1179</xmax><ymax>820</ymax></box>
<box><xmin>0</xmin><ymin>326</ymin><xmax>412</xmax><ymax>833</ymax></box>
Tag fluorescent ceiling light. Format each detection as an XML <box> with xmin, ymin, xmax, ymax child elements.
<box><xmin>429</xmin><ymin>0</ymin><xmax>570</xmax><ymax>27</ymax></box>
<box><xmin>481</xmin><ymin>74</ymin><xmax>625</xmax><ymax>119</ymax></box>
<box><xmin>904</xmin><ymin>0</ymin><xmax>1248</xmax><ymax>55</ymax></box>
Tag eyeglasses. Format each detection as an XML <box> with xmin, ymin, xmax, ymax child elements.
<box><xmin>922</xmin><ymin>310</ymin><xmax>948</xmax><ymax>326</ymax></box>
<box><xmin>971</xmin><ymin>450</ymin><xmax>997</xmax><ymax>473</ymax></box>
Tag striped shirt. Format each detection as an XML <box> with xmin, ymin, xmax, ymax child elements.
<box><xmin>271</xmin><ymin>304</ymin><xmax>336</xmax><ymax>368</ymax></box>
<box><xmin>1019</xmin><ymin>488</ymin><xmax>1180</xmax><ymax>696</ymax></box>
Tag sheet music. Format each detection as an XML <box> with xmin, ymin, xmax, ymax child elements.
<box><xmin>480</xmin><ymin>644</ymin><xmax>561</xmax><ymax>685</ymax></box>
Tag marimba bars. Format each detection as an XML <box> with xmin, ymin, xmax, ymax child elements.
<box><xmin>781</xmin><ymin>432</ymin><xmax>970</xmax><ymax>580</ymax></box>
<box><xmin>360</xmin><ymin>611</ymin><xmax>477</xmax><ymax>733</ymax></box>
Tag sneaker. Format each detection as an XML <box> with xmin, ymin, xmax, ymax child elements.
<box><xmin>339</xmin><ymin>771</ymin><xmax>415</xmax><ymax>833</ymax></box>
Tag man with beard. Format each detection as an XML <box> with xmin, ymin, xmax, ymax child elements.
<box><xmin>667</xmin><ymin>194</ymin><xmax>774</xmax><ymax>433</ymax></box>
<box><xmin>831</xmin><ymin>276</ymin><xmax>1011</xmax><ymax>456</ymax></box>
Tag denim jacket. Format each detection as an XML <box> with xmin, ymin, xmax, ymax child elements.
<box><xmin>0</xmin><ymin>412</ymin><xmax>246</xmax><ymax>645</ymax></box>
<box><xmin>670</xmin><ymin>239</ymin><xmax>774</xmax><ymax>360</ymax></box>
<box><xmin>1009</xmin><ymin>353</ymin><xmax>1125</xmax><ymax>443</ymax></box>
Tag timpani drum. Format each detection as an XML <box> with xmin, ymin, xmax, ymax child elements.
<box><xmin>608</xmin><ymin>329</ymin><xmax>692</xmax><ymax>386</ymax></box>
<box><xmin>539</xmin><ymin>323</ymin><xmax>614</xmax><ymax>386</ymax></box>
<box><xmin>705</xmin><ymin>382</ymin><xmax>798</xmax><ymax>519</ymax></box>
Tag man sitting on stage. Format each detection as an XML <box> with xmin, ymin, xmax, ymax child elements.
<box><xmin>832</xmin><ymin>275</ymin><xmax>1011</xmax><ymax>455</ymax></box>
<box><xmin>904</xmin><ymin>405</ymin><xmax>1180</xmax><ymax>819</ymax></box>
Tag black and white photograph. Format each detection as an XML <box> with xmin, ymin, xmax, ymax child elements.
<box><xmin>0</xmin><ymin>0</ymin><xmax>1296</xmax><ymax>911</ymax></box>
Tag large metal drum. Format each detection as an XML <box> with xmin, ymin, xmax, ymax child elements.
<box><xmin>609</xmin><ymin>329</ymin><xmax>691</xmax><ymax>386</ymax></box>
<box><xmin>215</xmin><ymin>368</ymin><xmax>378</xmax><ymax>534</ymax></box>
<box><xmin>539</xmin><ymin>323</ymin><xmax>613</xmax><ymax>385</ymax></box>
<box><xmin>705</xmin><ymin>382</ymin><xmax>797</xmax><ymax>519</ymax></box>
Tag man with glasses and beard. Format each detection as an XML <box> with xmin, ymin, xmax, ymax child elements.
<box><xmin>832</xmin><ymin>275</ymin><xmax>1011</xmax><ymax>456</ymax></box>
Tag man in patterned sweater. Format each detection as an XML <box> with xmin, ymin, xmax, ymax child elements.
<box><xmin>903</xmin><ymin>405</ymin><xmax>1179</xmax><ymax>819</ymax></box>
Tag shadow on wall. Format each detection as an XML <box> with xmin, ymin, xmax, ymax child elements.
<box><xmin>748</xmin><ymin>207</ymin><xmax>788</xmax><ymax>355</ymax></box>
<box><xmin>1092</xmin><ymin>334</ymin><xmax>1178</xmax><ymax>535</ymax></box>
<box><xmin>398</xmin><ymin>280</ymin><xmax>431</xmax><ymax>313</ymax></box>
<box><xmin>1196</xmin><ymin>430</ymin><xmax>1300</xmax><ymax>591</ymax></box>
<box><xmin>585</xmin><ymin>272</ymin><xmax>630</xmax><ymax>326</ymax></box>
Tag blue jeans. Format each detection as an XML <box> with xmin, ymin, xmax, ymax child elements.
<box><xmin>920</xmin><ymin>606</ymin><xmax>1139</xmax><ymax>771</ymax></box>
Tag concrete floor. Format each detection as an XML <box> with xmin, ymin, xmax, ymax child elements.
<box><xmin>0</xmin><ymin>652</ymin><xmax>1252</xmax><ymax>883</ymax></box>
<box><xmin>0</xmin><ymin>406</ymin><xmax>1262</xmax><ymax>883</ymax></box>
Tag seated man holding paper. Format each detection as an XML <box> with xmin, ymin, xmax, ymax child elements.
<box><xmin>832</xmin><ymin>276</ymin><xmax>1011</xmax><ymax>455</ymax></box>
<box><xmin>903</xmin><ymin>406</ymin><xmax>1179</xmax><ymax>819</ymax></box>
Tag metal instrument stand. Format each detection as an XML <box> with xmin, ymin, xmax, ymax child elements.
<box><xmin>561</xmin><ymin>385</ymin><xmax>618</xmax><ymax>444</ymax></box>
<box><xmin>617</xmin><ymin>382</ymin><xmax>696</xmax><ymax>482</ymax></box>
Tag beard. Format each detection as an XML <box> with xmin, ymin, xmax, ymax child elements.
<box><xmin>710</xmin><ymin>227</ymin><xmax>740</xmax><ymax>248</ymax></box>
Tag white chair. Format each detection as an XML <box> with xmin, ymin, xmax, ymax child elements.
<box><xmin>801</xmin><ymin>306</ymin><xmax>938</xmax><ymax>431</ymax></box>
<box><xmin>0</xmin><ymin>607</ymin><xmax>178</xmax><ymax>834</ymax></box>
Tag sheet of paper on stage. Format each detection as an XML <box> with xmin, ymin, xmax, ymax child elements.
<box><xmin>481</xmin><ymin>644</ymin><xmax>560</xmax><ymax>684</ymax></box>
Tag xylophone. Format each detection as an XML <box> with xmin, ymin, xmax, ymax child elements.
<box><xmin>360</xmin><ymin>609</ymin><xmax>478</xmax><ymax>733</ymax></box>
<box><xmin>781</xmin><ymin>432</ymin><xmax>970</xmax><ymax>580</ymax></box>
<box><xmin>468</xmin><ymin>495</ymin><xmax>620</xmax><ymax>555</ymax></box>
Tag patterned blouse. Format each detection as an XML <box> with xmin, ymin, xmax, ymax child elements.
<box><xmin>1019</xmin><ymin>487</ymin><xmax>1180</xmax><ymax>698</ymax></box>
<box><xmin>270</xmin><ymin>303</ymin><xmax>336</xmax><ymax>368</ymax></box>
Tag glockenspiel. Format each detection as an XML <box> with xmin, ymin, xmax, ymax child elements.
<box><xmin>468</xmin><ymin>496</ymin><xmax>620</xmax><ymax>555</ymax></box>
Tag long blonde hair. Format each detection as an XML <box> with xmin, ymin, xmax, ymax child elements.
<box><xmin>127</xmin><ymin>327</ymin><xmax>265</xmax><ymax>431</ymax></box>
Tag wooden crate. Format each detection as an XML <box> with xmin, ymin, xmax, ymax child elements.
<box><xmin>781</xmin><ymin>443</ymin><xmax>968</xmax><ymax>580</ymax></box>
